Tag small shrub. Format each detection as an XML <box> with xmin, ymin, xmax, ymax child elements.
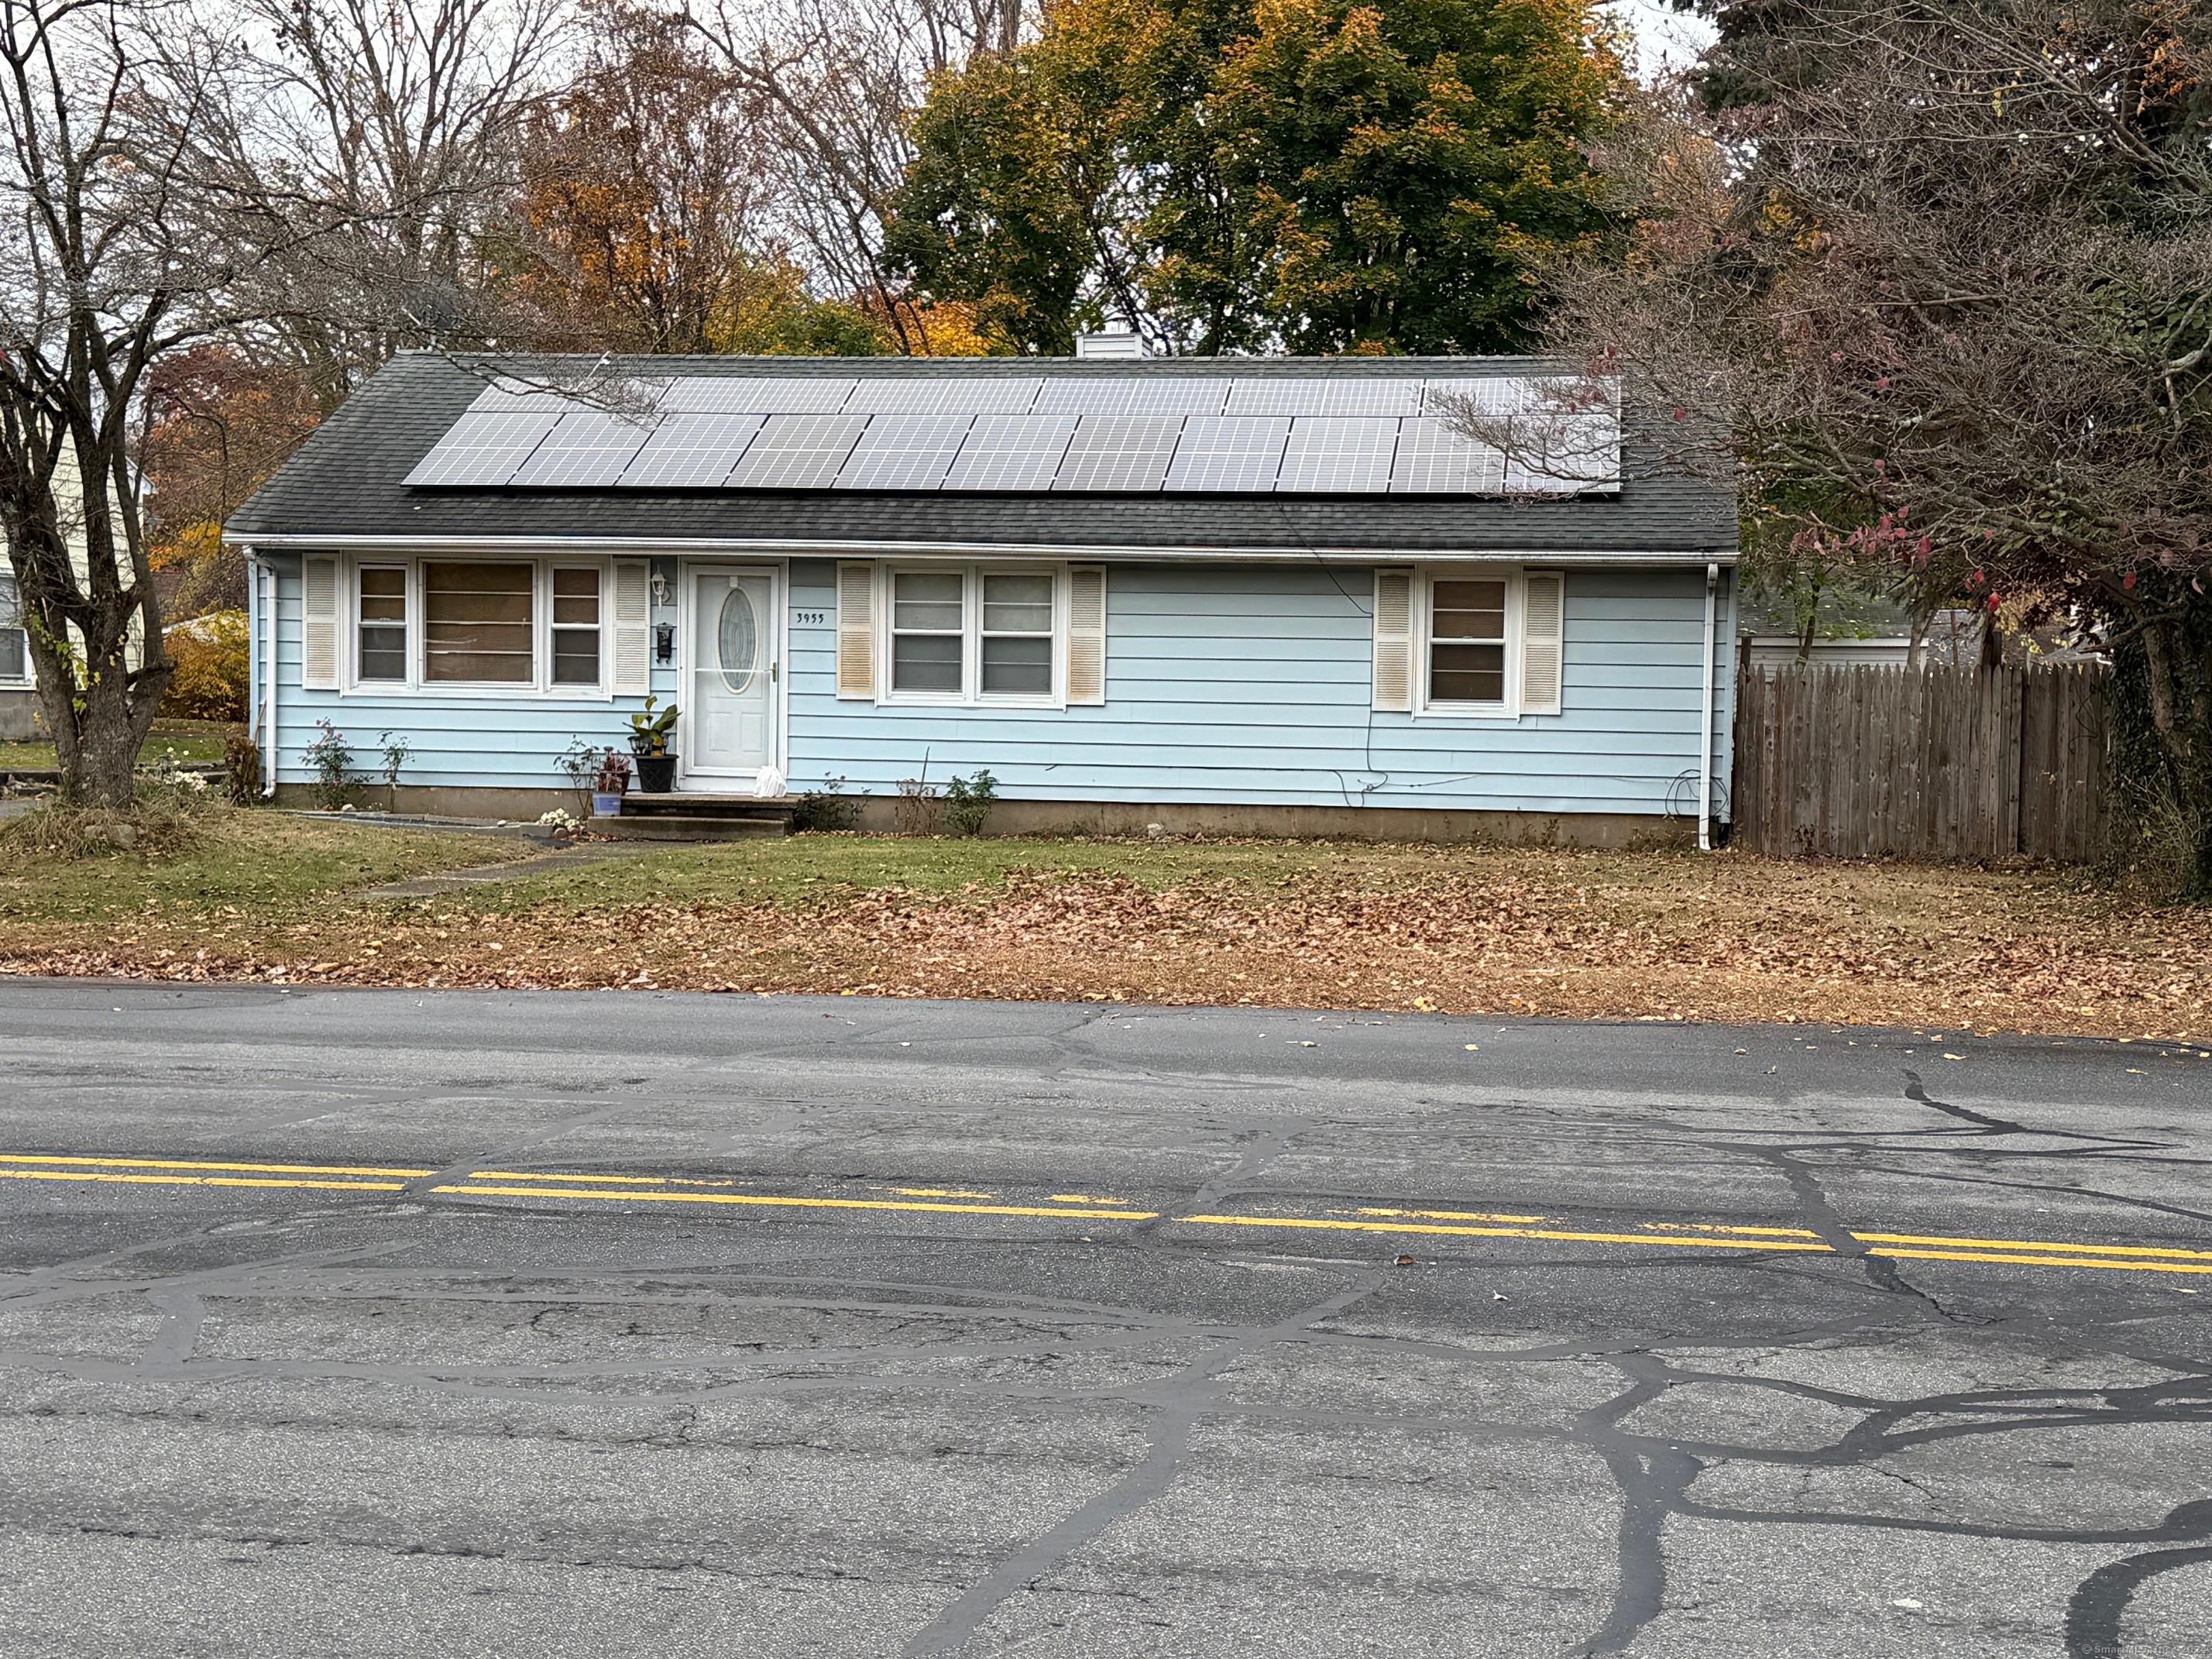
<box><xmin>942</xmin><ymin>769</ymin><xmax>999</xmax><ymax>837</ymax></box>
<box><xmin>893</xmin><ymin>772</ymin><xmax>940</xmax><ymax>836</ymax></box>
<box><xmin>556</xmin><ymin>737</ymin><xmax>604</xmax><ymax>815</ymax></box>
<box><xmin>160</xmin><ymin>610</ymin><xmax>251</xmax><ymax>721</ymax></box>
<box><xmin>376</xmin><ymin>731</ymin><xmax>411</xmax><ymax>810</ymax></box>
<box><xmin>301</xmin><ymin>720</ymin><xmax>355</xmax><ymax>809</ymax></box>
<box><xmin>223</xmin><ymin>732</ymin><xmax>263</xmax><ymax>804</ymax></box>
<box><xmin>792</xmin><ymin>774</ymin><xmax>859</xmax><ymax>833</ymax></box>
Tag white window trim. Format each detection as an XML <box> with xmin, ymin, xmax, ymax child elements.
<box><xmin>1413</xmin><ymin>564</ymin><xmax>1526</xmax><ymax>721</ymax></box>
<box><xmin>337</xmin><ymin>554</ymin><xmax>618</xmax><ymax>701</ymax></box>
<box><xmin>0</xmin><ymin>573</ymin><xmax>29</xmax><ymax>689</ymax></box>
<box><xmin>877</xmin><ymin>562</ymin><xmax>1067</xmax><ymax>709</ymax></box>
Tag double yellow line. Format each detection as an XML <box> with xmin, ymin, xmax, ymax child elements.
<box><xmin>5</xmin><ymin>1152</ymin><xmax>2209</xmax><ymax>1277</ymax></box>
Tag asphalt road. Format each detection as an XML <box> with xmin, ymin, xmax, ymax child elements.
<box><xmin>0</xmin><ymin>981</ymin><xmax>2207</xmax><ymax>1659</ymax></box>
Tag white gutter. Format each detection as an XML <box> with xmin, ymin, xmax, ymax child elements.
<box><xmin>1698</xmin><ymin>561</ymin><xmax>1719</xmax><ymax>851</ymax></box>
<box><xmin>229</xmin><ymin>532</ymin><xmax>1738</xmax><ymax>568</ymax></box>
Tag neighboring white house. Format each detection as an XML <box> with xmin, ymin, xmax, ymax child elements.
<box><xmin>0</xmin><ymin>448</ymin><xmax>136</xmax><ymax>743</ymax></box>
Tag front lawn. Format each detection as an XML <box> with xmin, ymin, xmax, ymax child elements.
<box><xmin>0</xmin><ymin>816</ymin><xmax>2204</xmax><ymax>1041</ymax></box>
<box><xmin>0</xmin><ymin>809</ymin><xmax>516</xmax><ymax>936</ymax></box>
<box><xmin>0</xmin><ymin>718</ymin><xmax>236</xmax><ymax>770</ymax></box>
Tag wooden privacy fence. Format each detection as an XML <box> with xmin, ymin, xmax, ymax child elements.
<box><xmin>1731</xmin><ymin>663</ymin><xmax>2107</xmax><ymax>862</ymax></box>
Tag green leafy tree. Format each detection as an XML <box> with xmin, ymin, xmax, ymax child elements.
<box><xmin>887</xmin><ymin>0</ymin><xmax>1624</xmax><ymax>354</ymax></box>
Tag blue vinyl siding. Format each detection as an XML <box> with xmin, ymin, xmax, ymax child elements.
<box><xmin>785</xmin><ymin>559</ymin><xmax>1733</xmax><ymax>817</ymax></box>
<box><xmin>259</xmin><ymin>554</ymin><xmax>669</xmax><ymax>792</ymax></box>
<box><xmin>260</xmin><ymin>551</ymin><xmax>1734</xmax><ymax>819</ymax></box>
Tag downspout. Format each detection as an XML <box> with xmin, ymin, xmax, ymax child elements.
<box><xmin>1698</xmin><ymin>562</ymin><xmax>1719</xmax><ymax>852</ymax></box>
<box><xmin>259</xmin><ymin>552</ymin><xmax>278</xmax><ymax>799</ymax></box>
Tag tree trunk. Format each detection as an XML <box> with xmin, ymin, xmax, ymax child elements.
<box><xmin>2135</xmin><ymin>610</ymin><xmax>2212</xmax><ymax>901</ymax></box>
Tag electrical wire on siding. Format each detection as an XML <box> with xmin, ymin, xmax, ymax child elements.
<box><xmin>1273</xmin><ymin>501</ymin><xmax>1392</xmax><ymax>806</ymax></box>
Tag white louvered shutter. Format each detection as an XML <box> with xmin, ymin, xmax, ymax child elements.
<box><xmin>1372</xmin><ymin>567</ymin><xmax>1414</xmax><ymax>712</ymax></box>
<box><xmin>836</xmin><ymin>562</ymin><xmax>876</xmax><ymax>700</ymax></box>
<box><xmin>301</xmin><ymin>556</ymin><xmax>339</xmax><ymax>689</ymax></box>
<box><xmin>1066</xmin><ymin>565</ymin><xmax>1106</xmax><ymax>705</ymax></box>
<box><xmin>611</xmin><ymin>559</ymin><xmax>651</xmax><ymax>695</ymax></box>
<box><xmin>1521</xmin><ymin>569</ymin><xmax>1565</xmax><ymax>716</ymax></box>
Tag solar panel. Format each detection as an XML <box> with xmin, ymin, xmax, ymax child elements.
<box><xmin>1391</xmin><ymin>417</ymin><xmax>1506</xmax><ymax>493</ymax></box>
<box><xmin>1224</xmin><ymin>379</ymin><xmax>1422</xmax><ymax>417</ymax></box>
<box><xmin>507</xmin><ymin>411</ymin><xmax>657</xmax><ymax>486</ymax></box>
<box><xmin>661</xmin><ymin>377</ymin><xmax>858</xmax><ymax>414</ymax></box>
<box><xmin>941</xmin><ymin>414</ymin><xmax>1078</xmax><ymax>491</ymax></box>
<box><xmin>1505</xmin><ymin>413</ymin><xmax>1620</xmax><ymax>491</ymax></box>
<box><xmin>1419</xmin><ymin>376</ymin><xmax>1527</xmax><ymax>418</ymax></box>
<box><xmin>843</xmin><ymin>379</ymin><xmax>1043</xmax><ymax>415</ymax></box>
<box><xmin>834</xmin><ymin>414</ymin><xmax>975</xmax><ymax>490</ymax></box>
<box><xmin>1275</xmin><ymin>418</ymin><xmax>1399</xmax><ymax>493</ymax></box>
<box><xmin>724</xmin><ymin>414</ymin><xmax>869</xmax><ymax>489</ymax></box>
<box><xmin>616</xmin><ymin>413</ymin><xmax>764</xmax><ymax>489</ymax></box>
<box><xmin>1034</xmin><ymin>379</ymin><xmax>1229</xmax><ymax>417</ymax></box>
<box><xmin>404</xmin><ymin>410</ymin><xmax>561</xmax><ymax>486</ymax></box>
<box><xmin>1053</xmin><ymin>416</ymin><xmax>1186</xmax><ymax>491</ymax></box>
<box><xmin>1163</xmin><ymin>417</ymin><xmax>1290</xmax><ymax>493</ymax></box>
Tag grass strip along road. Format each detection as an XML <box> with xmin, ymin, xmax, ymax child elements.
<box><xmin>5</xmin><ymin>1149</ymin><xmax>2210</xmax><ymax>1279</ymax></box>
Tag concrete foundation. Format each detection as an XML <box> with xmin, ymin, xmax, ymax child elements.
<box><xmin>275</xmin><ymin>782</ymin><xmax>1692</xmax><ymax>847</ymax></box>
<box><xmin>0</xmin><ymin>690</ymin><xmax>40</xmax><ymax>742</ymax></box>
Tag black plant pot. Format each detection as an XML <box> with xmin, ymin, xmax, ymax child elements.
<box><xmin>634</xmin><ymin>754</ymin><xmax>678</xmax><ymax>794</ymax></box>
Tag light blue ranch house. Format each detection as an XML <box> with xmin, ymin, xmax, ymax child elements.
<box><xmin>226</xmin><ymin>350</ymin><xmax>1738</xmax><ymax>843</ymax></box>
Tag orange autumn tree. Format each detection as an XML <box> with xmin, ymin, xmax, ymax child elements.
<box><xmin>515</xmin><ymin>9</ymin><xmax>789</xmax><ymax>352</ymax></box>
<box><xmin>143</xmin><ymin>348</ymin><xmax>321</xmax><ymax>620</ymax></box>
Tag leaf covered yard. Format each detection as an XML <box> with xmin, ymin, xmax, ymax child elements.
<box><xmin>1</xmin><ymin>814</ymin><xmax>2206</xmax><ymax>1042</ymax></box>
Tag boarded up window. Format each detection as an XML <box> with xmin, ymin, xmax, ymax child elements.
<box><xmin>425</xmin><ymin>562</ymin><xmax>534</xmax><ymax>683</ymax></box>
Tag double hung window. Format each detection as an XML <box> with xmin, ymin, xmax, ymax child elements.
<box><xmin>1427</xmin><ymin>578</ymin><xmax>1509</xmax><ymax>707</ymax></box>
<box><xmin>887</xmin><ymin>567</ymin><xmax>1059</xmax><ymax>702</ymax></box>
<box><xmin>0</xmin><ymin>573</ymin><xmax>26</xmax><ymax>683</ymax></box>
<box><xmin>357</xmin><ymin>567</ymin><xmax>407</xmax><ymax>682</ymax></box>
<box><xmin>551</xmin><ymin>568</ymin><xmax>602</xmax><ymax>685</ymax></box>
<box><xmin>891</xmin><ymin>571</ymin><xmax>965</xmax><ymax>693</ymax></box>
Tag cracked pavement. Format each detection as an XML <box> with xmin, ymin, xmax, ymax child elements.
<box><xmin>0</xmin><ymin>981</ymin><xmax>2206</xmax><ymax>1657</ymax></box>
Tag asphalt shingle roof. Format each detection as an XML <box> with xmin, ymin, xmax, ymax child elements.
<box><xmin>226</xmin><ymin>352</ymin><xmax>1737</xmax><ymax>558</ymax></box>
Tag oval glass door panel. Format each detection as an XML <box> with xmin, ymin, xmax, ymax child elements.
<box><xmin>717</xmin><ymin>587</ymin><xmax>758</xmax><ymax>693</ymax></box>
<box><xmin>687</xmin><ymin>570</ymin><xmax>774</xmax><ymax>780</ymax></box>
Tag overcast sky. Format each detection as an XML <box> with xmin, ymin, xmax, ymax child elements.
<box><xmin>1609</xmin><ymin>0</ymin><xmax>1719</xmax><ymax>81</ymax></box>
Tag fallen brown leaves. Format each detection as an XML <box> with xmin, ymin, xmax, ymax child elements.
<box><xmin>6</xmin><ymin>847</ymin><xmax>2207</xmax><ymax>1040</ymax></box>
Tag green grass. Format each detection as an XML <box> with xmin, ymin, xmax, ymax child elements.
<box><xmin>0</xmin><ymin>809</ymin><xmax>517</xmax><ymax>926</ymax></box>
<box><xmin>0</xmin><ymin>719</ymin><xmax>235</xmax><ymax>769</ymax></box>
<box><xmin>479</xmin><ymin>830</ymin><xmax>1616</xmax><ymax>912</ymax></box>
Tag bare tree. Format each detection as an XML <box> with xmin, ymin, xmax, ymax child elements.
<box><xmin>204</xmin><ymin>0</ymin><xmax>567</xmax><ymax>408</ymax></box>
<box><xmin>1462</xmin><ymin>3</ymin><xmax>2212</xmax><ymax>891</ymax></box>
<box><xmin>0</xmin><ymin>0</ymin><xmax>301</xmax><ymax>806</ymax></box>
<box><xmin>689</xmin><ymin>0</ymin><xmax>1030</xmax><ymax>352</ymax></box>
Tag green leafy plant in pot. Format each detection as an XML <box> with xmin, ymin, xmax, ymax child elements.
<box><xmin>627</xmin><ymin>696</ymin><xmax>680</xmax><ymax>793</ymax></box>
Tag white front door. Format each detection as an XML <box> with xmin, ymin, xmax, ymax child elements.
<box><xmin>682</xmin><ymin>567</ymin><xmax>777</xmax><ymax>786</ymax></box>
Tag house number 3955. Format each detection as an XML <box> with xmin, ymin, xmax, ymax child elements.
<box><xmin>793</xmin><ymin>610</ymin><xmax>829</xmax><ymax>625</ymax></box>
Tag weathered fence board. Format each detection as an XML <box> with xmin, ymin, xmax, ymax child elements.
<box><xmin>1731</xmin><ymin>664</ymin><xmax>2105</xmax><ymax>862</ymax></box>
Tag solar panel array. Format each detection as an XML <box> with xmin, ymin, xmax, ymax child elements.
<box><xmin>404</xmin><ymin>373</ymin><xmax>1620</xmax><ymax>493</ymax></box>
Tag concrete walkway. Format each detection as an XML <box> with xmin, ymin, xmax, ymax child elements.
<box><xmin>361</xmin><ymin>840</ymin><xmax>656</xmax><ymax>900</ymax></box>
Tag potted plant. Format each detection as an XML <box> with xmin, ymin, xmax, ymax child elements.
<box><xmin>593</xmin><ymin>750</ymin><xmax>630</xmax><ymax>818</ymax></box>
<box><xmin>627</xmin><ymin>696</ymin><xmax>679</xmax><ymax>793</ymax></box>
